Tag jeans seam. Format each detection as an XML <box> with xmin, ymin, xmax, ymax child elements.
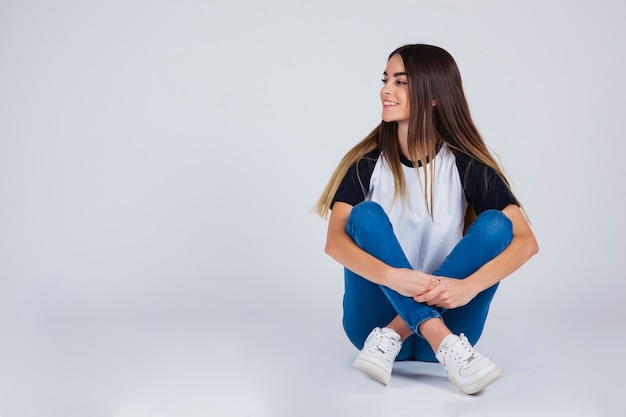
<box><xmin>410</xmin><ymin>310</ymin><xmax>442</xmax><ymax>338</ymax></box>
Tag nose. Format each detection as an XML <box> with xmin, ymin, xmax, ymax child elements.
<box><xmin>381</xmin><ymin>82</ymin><xmax>393</xmax><ymax>96</ymax></box>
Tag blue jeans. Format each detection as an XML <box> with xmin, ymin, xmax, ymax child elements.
<box><xmin>342</xmin><ymin>201</ymin><xmax>513</xmax><ymax>362</ymax></box>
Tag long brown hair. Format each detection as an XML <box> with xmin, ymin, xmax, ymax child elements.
<box><xmin>314</xmin><ymin>44</ymin><xmax>513</xmax><ymax>218</ymax></box>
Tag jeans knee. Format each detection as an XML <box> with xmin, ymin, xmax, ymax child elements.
<box><xmin>346</xmin><ymin>201</ymin><xmax>393</xmax><ymax>245</ymax></box>
<box><xmin>350</xmin><ymin>201</ymin><xmax>385</xmax><ymax>220</ymax></box>
<box><xmin>347</xmin><ymin>201</ymin><xmax>387</xmax><ymax>229</ymax></box>
<box><xmin>470</xmin><ymin>209</ymin><xmax>513</xmax><ymax>248</ymax></box>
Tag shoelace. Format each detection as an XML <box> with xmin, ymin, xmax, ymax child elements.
<box><xmin>447</xmin><ymin>334</ymin><xmax>480</xmax><ymax>365</ymax></box>
<box><xmin>369</xmin><ymin>331</ymin><xmax>400</xmax><ymax>359</ymax></box>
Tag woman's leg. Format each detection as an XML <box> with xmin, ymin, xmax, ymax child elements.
<box><xmin>342</xmin><ymin>201</ymin><xmax>440</xmax><ymax>360</ymax></box>
<box><xmin>411</xmin><ymin>209</ymin><xmax>514</xmax><ymax>362</ymax></box>
<box><xmin>343</xmin><ymin>268</ymin><xmax>416</xmax><ymax>360</ymax></box>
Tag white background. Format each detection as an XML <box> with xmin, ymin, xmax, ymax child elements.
<box><xmin>1</xmin><ymin>0</ymin><xmax>625</xmax><ymax>416</ymax></box>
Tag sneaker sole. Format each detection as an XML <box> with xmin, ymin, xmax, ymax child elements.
<box><xmin>353</xmin><ymin>357</ymin><xmax>391</xmax><ymax>385</ymax></box>
<box><xmin>457</xmin><ymin>367</ymin><xmax>503</xmax><ymax>395</ymax></box>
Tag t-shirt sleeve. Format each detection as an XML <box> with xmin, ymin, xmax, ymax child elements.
<box><xmin>331</xmin><ymin>150</ymin><xmax>379</xmax><ymax>209</ymax></box>
<box><xmin>455</xmin><ymin>152</ymin><xmax>519</xmax><ymax>215</ymax></box>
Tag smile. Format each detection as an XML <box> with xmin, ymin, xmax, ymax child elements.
<box><xmin>383</xmin><ymin>100</ymin><xmax>399</xmax><ymax>107</ymax></box>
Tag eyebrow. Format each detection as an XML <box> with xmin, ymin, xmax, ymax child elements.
<box><xmin>383</xmin><ymin>71</ymin><xmax>408</xmax><ymax>77</ymax></box>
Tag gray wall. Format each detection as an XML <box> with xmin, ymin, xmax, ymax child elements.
<box><xmin>1</xmin><ymin>0</ymin><xmax>624</xmax><ymax>329</ymax></box>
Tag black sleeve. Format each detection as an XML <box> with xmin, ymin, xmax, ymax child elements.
<box><xmin>331</xmin><ymin>149</ymin><xmax>380</xmax><ymax>209</ymax></box>
<box><xmin>454</xmin><ymin>152</ymin><xmax>519</xmax><ymax>215</ymax></box>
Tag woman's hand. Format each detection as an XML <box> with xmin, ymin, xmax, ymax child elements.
<box><xmin>388</xmin><ymin>268</ymin><xmax>442</xmax><ymax>298</ymax></box>
<box><xmin>413</xmin><ymin>277</ymin><xmax>478</xmax><ymax>309</ymax></box>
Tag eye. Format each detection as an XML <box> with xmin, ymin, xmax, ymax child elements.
<box><xmin>396</xmin><ymin>80</ymin><xmax>408</xmax><ymax>86</ymax></box>
<box><xmin>381</xmin><ymin>78</ymin><xmax>388</xmax><ymax>84</ymax></box>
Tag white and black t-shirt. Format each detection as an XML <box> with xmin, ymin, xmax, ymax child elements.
<box><xmin>331</xmin><ymin>143</ymin><xmax>518</xmax><ymax>274</ymax></box>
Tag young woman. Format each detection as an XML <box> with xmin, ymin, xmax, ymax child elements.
<box><xmin>314</xmin><ymin>44</ymin><xmax>538</xmax><ymax>395</ymax></box>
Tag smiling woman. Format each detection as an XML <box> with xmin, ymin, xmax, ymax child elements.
<box><xmin>314</xmin><ymin>44</ymin><xmax>538</xmax><ymax>395</ymax></box>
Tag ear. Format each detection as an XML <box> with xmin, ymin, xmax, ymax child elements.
<box><xmin>432</xmin><ymin>98</ymin><xmax>437</xmax><ymax>106</ymax></box>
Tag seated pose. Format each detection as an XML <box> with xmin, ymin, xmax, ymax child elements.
<box><xmin>314</xmin><ymin>44</ymin><xmax>538</xmax><ymax>394</ymax></box>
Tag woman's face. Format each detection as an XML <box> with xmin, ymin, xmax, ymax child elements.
<box><xmin>380</xmin><ymin>54</ymin><xmax>410</xmax><ymax>126</ymax></box>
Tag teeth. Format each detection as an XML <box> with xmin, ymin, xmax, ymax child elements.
<box><xmin>384</xmin><ymin>101</ymin><xmax>398</xmax><ymax>106</ymax></box>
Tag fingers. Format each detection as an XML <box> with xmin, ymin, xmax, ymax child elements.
<box><xmin>414</xmin><ymin>284</ymin><xmax>440</xmax><ymax>304</ymax></box>
<box><xmin>414</xmin><ymin>278</ymin><xmax>446</xmax><ymax>306</ymax></box>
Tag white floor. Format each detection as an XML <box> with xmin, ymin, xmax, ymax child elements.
<box><xmin>0</xmin><ymin>306</ymin><xmax>623</xmax><ymax>417</ymax></box>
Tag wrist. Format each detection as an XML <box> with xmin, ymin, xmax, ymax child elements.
<box><xmin>462</xmin><ymin>277</ymin><xmax>481</xmax><ymax>298</ymax></box>
<box><xmin>381</xmin><ymin>266</ymin><xmax>397</xmax><ymax>287</ymax></box>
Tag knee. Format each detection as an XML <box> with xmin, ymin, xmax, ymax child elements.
<box><xmin>349</xmin><ymin>201</ymin><xmax>385</xmax><ymax>221</ymax></box>
<box><xmin>469</xmin><ymin>209</ymin><xmax>513</xmax><ymax>248</ymax></box>
<box><xmin>347</xmin><ymin>201</ymin><xmax>388</xmax><ymax>231</ymax></box>
<box><xmin>474</xmin><ymin>210</ymin><xmax>512</xmax><ymax>234</ymax></box>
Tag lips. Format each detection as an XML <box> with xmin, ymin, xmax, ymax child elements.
<box><xmin>383</xmin><ymin>100</ymin><xmax>399</xmax><ymax>107</ymax></box>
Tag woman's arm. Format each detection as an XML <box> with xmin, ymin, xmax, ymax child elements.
<box><xmin>325</xmin><ymin>202</ymin><xmax>440</xmax><ymax>297</ymax></box>
<box><xmin>414</xmin><ymin>204</ymin><xmax>539</xmax><ymax>309</ymax></box>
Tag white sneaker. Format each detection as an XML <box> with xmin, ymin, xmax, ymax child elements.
<box><xmin>353</xmin><ymin>327</ymin><xmax>402</xmax><ymax>385</ymax></box>
<box><xmin>435</xmin><ymin>333</ymin><xmax>502</xmax><ymax>394</ymax></box>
